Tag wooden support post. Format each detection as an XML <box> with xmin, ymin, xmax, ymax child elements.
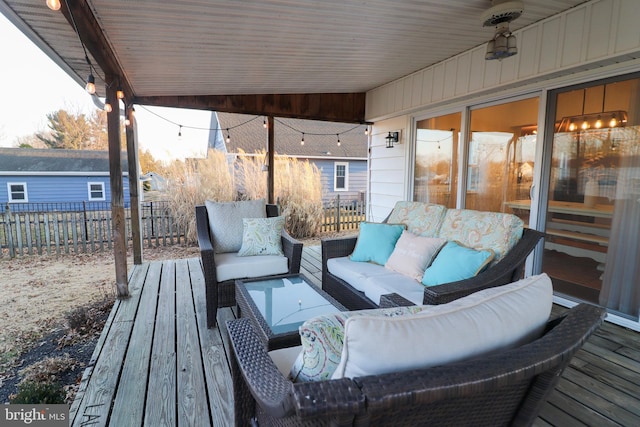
<box><xmin>106</xmin><ymin>75</ymin><xmax>129</xmax><ymax>297</ymax></box>
<box><xmin>126</xmin><ymin>106</ymin><xmax>143</xmax><ymax>264</ymax></box>
<box><xmin>267</xmin><ymin>116</ymin><xmax>275</xmax><ymax>204</ymax></box>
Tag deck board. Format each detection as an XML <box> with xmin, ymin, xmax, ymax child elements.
<box><xmin>71</xmin><ymin>246</ymin><xmax>640</xmax><ymax>427</ymax></box>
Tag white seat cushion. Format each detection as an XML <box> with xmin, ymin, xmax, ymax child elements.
<box><xmin>331</xmin><ymin>273</ymin><xmax>553</xmax><ymax>379</ymax></box>
<box><xmin>327</xmin><ymin>257</ymin><xmax>425</xmax><ymax>305</ymax></box>
<box><xmin>215</xmin><ymin>252</ymin><xmax>289</xmax><ymax>282</ymax></box>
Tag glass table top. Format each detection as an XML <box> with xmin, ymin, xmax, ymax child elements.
<box><xmin>243</xmin><ymin>276</ymin><xmax>341</xmax><ymax>335</ymax></box>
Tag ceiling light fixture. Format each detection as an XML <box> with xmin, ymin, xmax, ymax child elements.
<box><xmin>481</xmin><ymin>0</ymin><xmax>523</xmax><ymax>60</ymax></box>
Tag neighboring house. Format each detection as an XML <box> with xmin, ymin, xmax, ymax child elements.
<box><xmin>214</xmin><ymin>112</ymin><xmax>368</xmax><ymax>204</ymax></box>
<box><xmin>0</xmin><ymin>147</ymin><xmax>130</xmax><ymax>210</ymax></box>
<box><xmin>141</xmin><ymin>171</ymin><xmax>167</xmax><ymax>191</ymax></box>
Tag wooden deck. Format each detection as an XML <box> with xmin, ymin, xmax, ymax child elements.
<box><xmin>70</xmin><ymin>246</ymin><xmax>640</xmax><ymax>426</ymax></box>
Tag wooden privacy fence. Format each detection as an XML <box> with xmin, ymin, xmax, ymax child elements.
<box><xmin>0</xmin><ymin>202</ymin><xmax>185</xmax><ymax>258</ymax></box>
<box><xmin>321</xmin><ymin>195</ymin><xmax>366</xmax><ymax>233</ymax></box>
<box><xmin>1</xmin><ymin>198</ymin><xmax>365</xmax><ymax>258</ymax></box>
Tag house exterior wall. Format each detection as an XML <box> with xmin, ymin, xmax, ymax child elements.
<box><xmin>314</xmin><ymin>159</ymin><xmax>367</xmax><ymax>204</ymax></box>
<box><xmin>0</xmin><ymin>174</ymin><xmax>131</xmax><ymax>207</ymax></box>
<box><xmin>365</xmin><ymin>0</ymin><xmax>640</xmax><ymax>220</ymax></box>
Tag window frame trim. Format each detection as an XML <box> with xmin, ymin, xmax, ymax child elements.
<box><xmin>334</xmin><ymin>161</ymin><xmax>349</xmax><ymax>192</ymax></box>
<box><xmin>7</xmin><ymin>182</ymin><xmax>28</xmax><ymax>203</ymax></box>
<box><xmin>87</xmin><ymin>181</ymin><xmax>106</xmax><ymax>201</ymax></box>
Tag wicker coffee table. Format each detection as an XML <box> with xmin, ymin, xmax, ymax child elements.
<box><xmin>235</xmin><ymin>274</ymin><xmax>346</xmax><ymax>350</ymax></box>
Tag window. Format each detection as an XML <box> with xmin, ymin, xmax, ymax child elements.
<box><xmin>7</xmin><ymin>182</ymin><xmax>28</xmax><ymax>202</ymax></box>
<box><xmin>414</xmin><ymin>112</ymin><xmax>461</xmax><ymax>207</ymax></box>
<box><xmin>334</xmin><ymin>162</ymin><xmax>349</xmax><ymax>191</ymax></box>
<box><xmin>88</xmin><ymin>182</ymin><xmax>105</xmax><ymax>201</ymax></box>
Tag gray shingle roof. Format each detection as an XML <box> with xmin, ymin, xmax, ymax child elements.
<box><xmin>0</xmin><ymin>148</ymin><xmax>128</xmax><ymax>173</ymax></box>
<box><xmin>216</xmin><ymin>113</ymin><xmax>368</xmax><ymax>158</ymax></box>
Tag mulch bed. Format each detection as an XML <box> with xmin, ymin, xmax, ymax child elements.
<box><xmin>0</xmin><ymin>299</ymin><xmax>113</xmax><ymax>404</ymax></box>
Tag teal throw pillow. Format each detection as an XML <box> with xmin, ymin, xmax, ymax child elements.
<box><xmin>421</xmin><ymin>241</ymin><xmax>494</xmax><ymax>286</ymax></box>
<box><xmin>238</xmin><ymin>216</ymin><xmax>285</xmax><ymax>256</ymax></box>
<box><xmin>350</xmin><ymin>222</ymin><xmax>405</xmax><ymax>265</ymax></box>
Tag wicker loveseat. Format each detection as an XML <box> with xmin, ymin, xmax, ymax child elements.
<box><xmin>227</xmin><ymin>302</ymin><xmax>606</xmax><ymax>426</ymax></box>
<box><xmin>322</xmin><ymin>201</ymin><xmax>544</xmax><ymax>310</ymax></box>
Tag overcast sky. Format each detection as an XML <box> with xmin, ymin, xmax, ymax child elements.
<box><xmin>0</xmin><ymin>13</ymin><xmax>211</xmax><ymax>162</ymax></box>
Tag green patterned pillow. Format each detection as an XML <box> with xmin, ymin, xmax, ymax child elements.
<box><xmin>290</xmin><ymin>305</ymin><xmax>430</xmax><ymax>382</ymax></box>
<box><xmin>237</xmin><ymin>216</ymin><xmax>285</xmax><ymax>256</ymax></box>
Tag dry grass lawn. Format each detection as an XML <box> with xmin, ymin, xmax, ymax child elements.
<box><xmin>0</xmin><ymin>245</ymin><xmax>200</xmax><ymax>375</ymax></box>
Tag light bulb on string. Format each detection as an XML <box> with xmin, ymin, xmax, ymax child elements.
<box><xmin>226</xmin><ymin>129</ymin><xmax>231</xmax><ymax>143</ymax></box>
<box><xmin>337</xmin><ymin>134</ymin><xmax>341</xmax><ymax>147</ymax></box>
<box><xmin>263</xmin><ymin>117</ymin><xmax>267</xmax><ymax>128</ymax></box>
<box><xmin>116</xmin><ymin>87</ymin><xmax>125</xmax><ymax>100</ymax></box>
<box><xmin>364</xmin><ymin>126</ymin><xmax>369</xmax><ymax>136</ymax></box>
<box><xmin>178</xmin><ymin>125</ymin><xmax>182</xmax><ymax>137</ymax></box>
<box><xmin>300</xmin><ymin>133</ymin><xmax>305</xmax><ymax>146</ymax></box>
<box><xmin>609</xmin><ymin>114</ymin><xmax>618</xmax><ymax>128</ymax></box>
<box><xmin>103</xmin><ymin>99</ymin><xmax>112</xmax><ymax>113</ymax></box>
<box><xmin>124</xmin><ymin>118</ymin><xmax>131</xmax><ymax>126</ymax></box>
<box><xmin>46</xmin><ymin>0</ymin><xmax>61</xmax><ymax>11</ymax></box>
<box><xmin>568</xmin><ymin>121</ymin><xmax>576</xmax><ymax>132</ymax></box>
<box><xmin>85</xmin><ymin>74</ymin><xmax>96</xmax><ymax>94</ymax></box>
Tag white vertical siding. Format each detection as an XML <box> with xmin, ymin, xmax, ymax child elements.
<box><xmin>368</xmin><ymin>117</ymin><xmax>410</xmax><ymax>221</ymax></box>
<box><xmin>366</xmin><ymin>0</ymin><xmax>640</xmax><ymax>122</ymax></box>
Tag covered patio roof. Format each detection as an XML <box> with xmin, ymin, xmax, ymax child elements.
<box><xmin>1</xmin><ymin>0</ymin><xmax>589</xmax><ymax>123</ymax></box>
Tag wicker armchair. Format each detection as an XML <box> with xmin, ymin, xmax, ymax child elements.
<box><xmin>196</xmin><ymin>204</ymin><xmax>303</xmax><ymax>328</ymax></box>
<box><xmin>227</xmin><ymin>303</ymin><xmax>606</xmax><ymax>427</ymax></box>
<box><xmin>322</xmin><ymin>227</ymin><xmax>544</xmax><ymax>310</ymax></box>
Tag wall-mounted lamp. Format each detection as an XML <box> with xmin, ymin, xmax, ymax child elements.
<box><xmin>386</xmin><ymin>131</ymin><xmax>399</xmax><ymax>148</ymax></box>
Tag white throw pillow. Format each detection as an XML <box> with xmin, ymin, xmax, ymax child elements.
<box><xmin>331</xmin><ymin>273</ymin><xmax>553</xmax><ymax>379</ymax></box>
<box><xmin>384</xmin><ymin>231</ymin><xmax>446</xmax><ymax>281</ymax></box>
<box><xmin>205</xmin><ymin>199</ymin><xmax>266</xmax><ymax>253</ymax></box>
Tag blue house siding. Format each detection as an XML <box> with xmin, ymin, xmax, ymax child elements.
<box><xmin>1</xmin><ymin>175</ymin><xmax>131</xmax><ymax>208</ymax></box>
<box><xmin>312</xmin><ymin>159</ymin><xmax>367</xmax><ymax>204</ymax></box>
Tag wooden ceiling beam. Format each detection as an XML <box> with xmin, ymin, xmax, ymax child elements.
<box><xmin>133</xmin><ymin>93</ymin><xmax>368</xmax><ymax>124</ymax></box>
<box><xmin>60</xmin><ymin>0</ymin><xmax>134</xmax><ymax>99</ymax></box>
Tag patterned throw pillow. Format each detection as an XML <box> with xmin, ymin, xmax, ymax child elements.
<box><xmin>290</xmin><ymin>305</ymin><xmax>430</xmax><ymax>382</ymax></box>
<box><xmin>237</xmin><ymin>216</ymin><xmax>285</xmax><ymax>256</ymax></box>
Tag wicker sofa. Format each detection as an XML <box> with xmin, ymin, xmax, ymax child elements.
<box><xmin>322</xmin><ymin>201</ymin><xmax>544</xmax><ymax>310</ymax></box>
<box><xmin>227</xmin><ymin>302</ymin><xmax>606</xmax><ymax>426</ymax></box>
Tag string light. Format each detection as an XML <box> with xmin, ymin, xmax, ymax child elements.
<box><xmin>301</xmin><ymin>133</ymin><xmax>305</xmax><ymax>145</ymax></box>
<box><xmin>124</xmin><ymin>118</ymin><xmax>131</xmax><ymax>126</ymax></box>
<box><xmin>117</xmin><ymin>86</ymin><xmax>125</xmax><ymax>100</ymax></box>
<box><xmin>337</xmin><ymin>134</ymin><xmax>341</xmax><ymax>147</ymax></box>
<box><xmin>103</xmin><ymin>99</ymin><xmax>112</xmax><ymax>113</ymax></box>
<box><xmin>46</xmin><ymin>0</ymin><xmax>61</xmax><ymax>11</ymax></box>
<box><xmin>226</xmin><ymin>129</ymin><xmax>231</xmax><ymax>143</ymax></box>
<box><xmin>85</xmin><ymin>74</ymin><xmax>96</xmax><ymax>94</ymax></box>
<box><xmin>178</xmin><ymin>125</ymin><xmax>182</xmax><ymax>137</ymax></box>
<box><xmin>263</xmin><ymin>117</ymin><xmax>268</xmax><ymax>128</ymax></box>
<box><xmin>365</xmin><ymin>126</ymin><xmax>369</xmax><ymax>136</ymax></box>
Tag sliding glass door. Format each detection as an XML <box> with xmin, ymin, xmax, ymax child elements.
<box><xmin>467</xmin><ymin>97</ymin><xmax>539</xmax><ymax>225</ymax></box>
<box><xmin>413</xmin><ymin>113</ymin><xmax>461</xmax><ymax>207</ymax></box>
<box><xmin>544</xmin><ymin>78</ymin><xmax>640</xmax><ymax>321</ymax></box>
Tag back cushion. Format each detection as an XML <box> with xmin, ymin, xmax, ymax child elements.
<box><xmin>437</xmin><ymin>208</ymin><xmax>524</xmax><ymax>262</ymax></box>
<box><xmin>386</xmin><ymin>201</ymin><xmax>447</xmax><ymax>237</ymax></box>
<box><xmin>205</xmin><ymin>199</ymin><xmax>266</xmax><ymax>253</ymax></box>
<box><xmin>331</xmin><ymin>273</ymin><xmax>553</xmax><ymax>379</ymax></box>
